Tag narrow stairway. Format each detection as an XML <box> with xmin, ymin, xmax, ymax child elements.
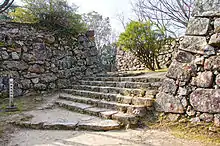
<box><xmin>12</xmin><ymin>72</ymin><xmax>165</xmax><ymax>131</ymax></box>
<box><xmin>56</xmin><ymin>72</ymin><xmax>164</xmax><ymax>128</ymax></box>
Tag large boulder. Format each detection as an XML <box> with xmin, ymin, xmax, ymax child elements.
<box><xmin>190</xmin><ymin>89</ymin><xmax>220</xmax><ymax>113</ymax></box>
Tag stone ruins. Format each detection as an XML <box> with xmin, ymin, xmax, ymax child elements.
<box><xmin>156</xmin><ymin>0</ymin><xmax>220</xmax><ymax>126</ymax></box>
<box><xmin>0</xmin><ymin>22</ymin><xmax>102</xmax><ymax>97</ymax></box>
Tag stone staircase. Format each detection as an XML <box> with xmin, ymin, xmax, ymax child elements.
<box><xmin>12</xmin><ymin>72</ymin><xmax>165</xmax><ymax>131</ymax></box>
<box><xmin>56</xmin><ymin>72</ymin><xmax>164</xmax><ymax>128</ymax></box>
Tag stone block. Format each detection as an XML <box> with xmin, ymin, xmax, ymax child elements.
<box><xmin>179</xmin><ymin>36</ymin><xmax>207</xmax><ymax>54</ymax></box>
<box><xmin>192</xmin><ymin>0</ymin><xmax>220</xmax><ymax>17</ymax></box>
<box><xmin>166</xmin><ymin>61</ymin><xmax>197</xmax><ymax>82</ymax></box>
<box><xmin>214</xmin><ymin>18</ymin><xmax>220</xmax><ymax>33</ymax></box>
<box><xmin>159</xmin><ymin>78</ymin><xmax>178</xmax><ymax>95</ymax></box>
<box><xmin>190</xmin><ymin>89</ymin><xmax>220</xmax><ymax>113</ymax></box>
<box><xmin>191</xmin><ymin>71</ymin><xmax>213</xmax><ymax>88</ymax></box>
<box><xmin>209</xmin><ymin>33</ymin><xmax>220</xmax><ymax>47</ymax></box>
<box><xmin>175</xmin><ymin>51</ymin><xmax>195</xmax><ymax>63</ymax></box>
<box><xmin>199</xmin><ymin>113</ymin><xmax>214</xmax><ymax>122</ymax></box>
<box><xmin>185</xmin><ymin>17</ymin><xmax>210</xmax><ymax>35</ymax></box>
<box><xmin>204</xmin><ymin>56</ymin><xmax>220</xmax><ymax>71</ymax></box>
<box><xmin>11</xmin><ymin>52</ymin><xmax>20</xmax><ymax>60</ymax></box>
<box><xmin>28</xmin><ymin>64</ymin><xmax>45</xmax><ymax>74</ymax></box>
<box><xmin>193</xmin><ymin>56</ymin><xmax>204</xmax><ymax>65</ymax></box>
<box><xmin>1</xmin><ymin>51</ymin><xmax>9</xmax><ymax>60</ymax></box>
<box><xmin>155</xmin><ymin>92</ymin><xmax>184</xmax><ymax>113</ymax></box>
<box><xmin>216</xmin><ymin>74</ymin><xmax>220</xmax><ymax>86</ymax></box>
<box><xmin>3</xmin><ymin>61</ymin><xmax>28</xmax><ymax>71</ymax></box>
<box><xmin>202</xmin><ymin>45</ymin><xmax>216</xmax><ymax>57</ymax></box>
<box><xmin>20</xmin><ymin>79</ymin><xmax>32</xmax><ymax>89</ymax></box>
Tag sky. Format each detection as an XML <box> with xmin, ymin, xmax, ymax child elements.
<box><xmin>14</xmin><ymin>0</ymin><xmax>136</xmax><ymax>34</ymax></box>
<box><xmin>68</xmin><ymin>0</ymin><xmax>136</xmax><ymax>34</ymax></box>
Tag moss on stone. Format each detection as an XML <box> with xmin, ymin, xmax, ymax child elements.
<box><xmin>0</xmin><ymin>41</ymin><xmax>5</xmax><ymax>47</ymax></box>
<box><xmin>143</xmin><ymin>113</ymin><xmax>220</xmax><ymax>145</ymax></box>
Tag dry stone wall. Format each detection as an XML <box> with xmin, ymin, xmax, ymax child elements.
<box><xmin>155</xmin><ymin>0</ymin><xmax>220</xmax><ymax>126</ymax></box>
<box><xmin>116</xmin><ymin>46</ymin><xmax>175</xmax><ymax>71</ymax></box>
<box><xmin>116</xmin><ymin>49</ymin><xmax>145</xmax><ymax>71</ymax></box>
<box><xmin>0</xmin><ymin>22</ymin><xmax>102</xmax><ymax>97</ymax></box>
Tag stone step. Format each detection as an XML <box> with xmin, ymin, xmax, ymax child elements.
<box><xmin>55</xmin><ymin>99</ymin><xmax>138</xmax><ymax>125</ymax></box>
<box><xmin>62</xmin><ymin>89</ymin><xmax>155</xmax><ymax>106</ymax></box>
<box><xmin>77</xmin><ymin>80</ymin><xmax>162</xmax><ymax>89</ymax></box>
<box><xmin>95</xmin><ymin>72</ymin><xmax>145</xmax><ymax>77</ymax></box>
<box><xmin>59</xmin><ymin>93</ymin><xmax>151</xmax><ymax>114</ymax></box>
<box><xmin>83</xmin><ymin>76</ymin><xmax>163</xmax><ymax>83</ymax></box>
<box><xmin>72</xmin><ymin>85</ymin><xmax>145</xmax><ymax>97</ymax></box>
<box><xmin>10</xmin><ymin>108</ymin><xmax>121</xmax><ymax>131</ymax></box>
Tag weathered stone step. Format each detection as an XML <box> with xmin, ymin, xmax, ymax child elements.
<box><xmin>59</xmin><ymin>93</ymin><xmax>151</xmax><ymax>114</ymax></box>
<box><xmin>55</xmin><ymin>99</ymin><xmax>138</xmax><ymax>125</ymax></box>
<box><xmin>84</xmin><ymin>76</ymin><xmax>163</xmax><ymax>83</ymax></box>
<box><xmin>72</xmin><ymin>85</ymin><xmax>145</xmax><ymax>96</ymax></box>
<box><xmin>10</xmin><ymin>108</ymin><xmax>121</xmax><ymax>131</ymax></box>
<box><xmin>62</xmin><ymin>89</ymin><xmax>155</xmax><ymax>106</ymax></box>
<box><xmin>95</xmin><ymin>72</ymin><xmax>145</xmax><ymax>77</ymax></box>
<box><xmin>77</xmin><ymin>80</ymin><xmax>162</xmax><ymax>89</ymax></box>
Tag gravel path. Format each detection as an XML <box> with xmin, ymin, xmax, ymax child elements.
<box><xmin>7</xmin><ymin>128</ymin><xmax>215</xmax><ymax>146</ymax></box>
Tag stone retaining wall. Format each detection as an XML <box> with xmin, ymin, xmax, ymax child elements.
<box><xmin>155</xmin><ymin>0</ymin><xmax>220</xmax><ymax>126</ymax></box>
<box><xmin>116</xmin><ymin>44</ymin><xmax>176</xmax><ymax>71</ymax></box>
<box><xmin>0</xmin><ymin>22</ymin><xmax>102</xmax><ymax>97</ymax></box>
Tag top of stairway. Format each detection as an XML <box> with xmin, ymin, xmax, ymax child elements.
<box><xmin>96</xmin><ymin>70</ymin><xmax>167</xmax><ymax>78</ymax></box>
<box><xmin>85</xmin><ymin>72</ymin><xmax>166</xmax><ymax>82</ymax></box>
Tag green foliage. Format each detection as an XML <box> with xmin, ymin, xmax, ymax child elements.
<box><xmin>117</xmin><ymin>20</ymin><xmax>171</xmax><ymax>71</ymax></box>
<box><xmin>10</xmin><ymin>0</ymin><xmax>86</xmax><ymax>35</ymax></box>
<box><xmin>0</xmin><ymin>41</ymin><xmax>5</xmax><ymax>47</ymax></box>
<box><xmin>9</xmin><ymin>7</ymin><xmax>38</xmax><ymax>23</ymax></box>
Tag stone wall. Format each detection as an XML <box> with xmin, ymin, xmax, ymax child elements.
<box><xmin>0</xmin><ymin>22</ymin><xmax>102</xmax><ymax>97</ymax></box>
<box><xmin>155</xmin><ymin>0</ymin><xmax>220</xmax><ymax>126</ymax></box>
<box><xmin>116</xmin><ymin>44</ymin><xmax>176</xmax><ymax>71</ymax></box>
<box><xmin>116</xmin><ymin>48</ymin><xmax>145</xmax><ymax>71</ymax></box>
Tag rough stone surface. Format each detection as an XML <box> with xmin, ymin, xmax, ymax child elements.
<box><xmin>216</xmin><ymin>74</ymin><xmax>220</xmax><ymax>86</ymax></box>
<box><xmin>186</xmin><ymin>17</ymin><xmax>210</xmax><ymax>35</ymax></box>
<box><xmin>199</xmin><ymin>113</ymin><xmax>214</xmax><ymax>122</ymax></box>
<box><xmin>115</xmin><ymin>49</ymin><xmax>146</xmax><ymax>71</ymax></box>
<box><xmin>190</xmin><ymin>89</ymin><xmax>220</xmax><ymax>113</ymax></box>
<box><xmin>209</xmin><ymin>33</ymin><xmax>220</xmax><ymax>47</ymax></box>
<box><xmin>204</xmin><ymin>56</ymin><xmax>220</xmax><ymax>71</ymax></box>
<box><xmin>166</xmin><ymin>61</ymin><xmax>197</xmax><ymax>82</ymax></box>
<box><xmin>13</xmin><ymin>108</ymin><xmax>121</xmax><ymax>131</ymax></box>
<box><xmin>155</xmin><ymin>0</ymin><xmax>220</xmax><ymax>126</ymax></box>
<box><xmin>191</xmin><ymin>71</ymin><xmax>213</xmax><ymax>88</ymax></box>
<box><xmin>202</xmin><ymin>45</ymin><xmax>216</xmax><ymax>57</ymax></box>
<box><xmin>214</xmin><ymin>114</ymin><xmax>220</xmax><ymax>127</ymax></box>
<box><xmin>179</xmin><ymin>36</ymin><xmax>207</xmax><ymax>54</ymax></box>
<box><xmin>192</xmin><ymin>0</ymin><xmax>220</xmax><ymax>16</ymax></box>
<box><xmin>155</xmin><ymin>92</ymin><xmax>184</xmax><ymax>113</ymax></box>
<box><xmin>159</xmin><ymin>78</ymin><xmax>178</xmax><ymax>95</ymax></box>
<box><xmin>0</xmin><ymin>22</ymin><xmax>102</xmax><ymax>96</ymax></box>
<box><xmin>116</xmin><ymin>43</ymin><xmax>176</xmax><ymax>71</ymax></box>
<box><xmin>214</xmin><ymin>18</ymin><xmax>220</xmax><ymax>32</ymax></box>
<box><xmin>175</xmin><ymin>51</ymin><xmax>195</xmax><ymax>63</ymax></box>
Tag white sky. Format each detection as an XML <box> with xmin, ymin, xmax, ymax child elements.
<box><xmin>68</xmin><ymin>0</ymin><xmax>136</xmax><ymax>34</ymax></box>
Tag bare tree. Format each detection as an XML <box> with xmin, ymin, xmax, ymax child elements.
<box><xmin>132</xmin><ymin>0</ymin><xmax>194</xmax><ymax>36</ymax></box>
<box><xmin>0</xmin><ymin>0</ymin><xmax>14</xmax><ymax>13</ymax></box>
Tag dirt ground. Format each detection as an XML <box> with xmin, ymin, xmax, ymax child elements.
<box><xmin>0</xmin><ymin>93</ymin><xmax>219</xmax><ymax>146</ymax></box>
